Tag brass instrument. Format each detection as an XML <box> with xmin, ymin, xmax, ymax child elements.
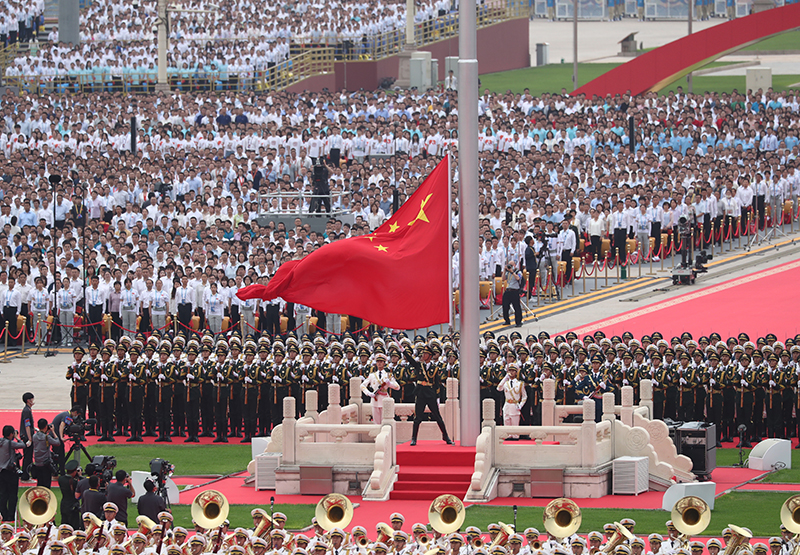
<box><xmin>20</xmin><ymin>487</ymin><xmax>58</xmax><ymax>525</ymax></box>
<box><xmin>419</xmin><ymin>535</ymin><xmax>431</xmax><ymax>548</ymax></box>
<box><xmin>530</xmin><ymin>540</ymin><xmax>542</xmax><ymax>551</ymax></box>
<box><xmin>137</xmin><ymin>516</ymin><xmax>158</xmax><ymax>536</ymax></box>
<box><xmin>722</xmin><ymin>524</ymin><xmax>752</xmax><ymax>555</ymax></box>
<box><xmin>315</xmin><ymin>494</ymin><xmax>354</xmax><ymax>531</ymax></box>
<box><xmin>599</xmin><ymin>523</ymin><xmax>634</xmax><ymax>554</ymax></box>
<box><xmin>781</xmin><ymin>496</ymin><xmax>800</xmax><ymax>555</ymax></box>
<box><xmin>472</xmin><ymin>537</ymin><xmax>484</xmax><ymax>549</ymax></box>
<box><xmin>670</xmin><ymin>496</ymin><xmax>711</xmax><ymax>550</ymax></box>
<box><xmin>83</xmin><ymin>513</ymin><xmax>103</xmax><ymax>541</ymax></box>
<box><xmin>253</xmin><ymin>514</ymin><xmax>275</xmax><ymax>540</ymax></box>
<box><xmin>488</xmin><ymin>523</ymin><xmax>515</xmax><ymax>549</ymax></box>
<box><xmin>376</xmin><ymin>523</ymin><xmax>393</xmax><ymax>545</ymax></box>
<box><xmin>63</xmin><ymin>536</ymin><xmax>78</xmax><ymax>555</ymax></box>
<box><xmin>356</xmin><ymin>536</ymin><xmax>369</xmax><ymax>548</ymax></box>
<box><xmin>191</xmin><ymin>491</ymin><xmax>230</xmax><ymax>530</ymax></box>
<box><xmin>543</xmin><ymin>498</ymin><xmax>582</xmax><ymax>541</ymax></box>
<box><xmin>428</xmin><ymin>494</ymin><xmax>465</xmax><ymax>534</ymax></box>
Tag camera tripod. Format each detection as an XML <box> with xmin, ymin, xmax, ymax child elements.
<box><xmin>748</xmin><ymin>194</ymin><xmax>787</xmax><ymax>249</ymax></box>
<box><xmin>65</xmin><ymin>435</ymin><xmax>92</xmax><ymax>467</ymax></box>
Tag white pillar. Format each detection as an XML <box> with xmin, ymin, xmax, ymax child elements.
<box><xmin>406</xmin><ymin>0</ymin><xmax>416</xmax><ymax>46</ymax></box>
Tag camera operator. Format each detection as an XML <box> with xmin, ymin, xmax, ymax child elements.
<box><xmin>58</xmin><ymin>460</ymin><xmax>82</xmax><ymax>529</ymax></box>
<box><xmin>523</xmin><ymin>236</ymin><xmax>537</xmax><ymax>298</ymax></box>
<box><xmin>557</xmin><ymin>219</ymin><xmax>577</xmax><ymax>285</ymax></box>
<box><xmin>137</xmin><ymin>479</ymin><xmax>166</xmax><ymax>522</ymax></box>
<box><xmin>52</xmin><ymin>406</ymin><xmax>81</xmax><ymax>475</ymax></box>
<box><xmin>309</xmin><ymin>162</ymin><xmax>334</xmax><ymax>214</ymax></box>
<box><xmin>0</xmin><ymin>425</ymin><xmax>29</xmax><ymax>521</ymax></box>
<box><xmin>20</xmin><ymin>392</ymin><xmax>35</xmax><ymax>481</ymax></box>
<box><xmin>536</xmin><ymin>224</ymin><xmax>560</xmax><ymax>297</ymax></box>
<box><xmin>82</xmin><ymin>475</ymin><xmax>106</xmax><ymax>518</ymax></box>
<box><xmin>502</xmin><ymin>262</ymin><xmax>523</xmax><ymax>328</ymax></box>
<box><xmin>678</xmin><ymin>215</ymin><xmax>694</xmax><ymax>268</ymax></box>
<box><xmin>106</xmin><ymin>470</ymin><xmax>135</xmax><ymax>527</ymax></box>
<box><xmin>31</xmin><ymin>418</ymin><xmax>60</xmax><ymax>488</ymax></box>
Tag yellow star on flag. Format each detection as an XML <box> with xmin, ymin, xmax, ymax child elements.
<box><xmin>388</xmin><ymin>222</ymin><xmax>399</xmax><ymax>233</ymax></box>
<box><xmin>408</xmin><ymin>194</ymin><xmax>433</xmax><ymax>226</ymax></box>
<box><xmin>375</xmin><ymin>245</ymin><xmax>388</xmax><ymax>252</ymax></box>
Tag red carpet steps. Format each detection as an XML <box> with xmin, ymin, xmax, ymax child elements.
<box><xmin>391</xmin><ymin>441</ymin><xmax>475</xmax><ymax>500</ymax></box>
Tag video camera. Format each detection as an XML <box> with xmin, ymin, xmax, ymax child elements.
<box><xmin>67</xmin><ymin>416</ymin><xmax>97</xmax><ymax>441</ymax></box>
<box><xmin>85</xmin><ymin>455</ymin><xmax>117</xmax><ymax>490</ymax></box>
<box><xmin>150</xmin><ymin>458</ymin><xmax>174</xmax><ymax>490</ymax></box>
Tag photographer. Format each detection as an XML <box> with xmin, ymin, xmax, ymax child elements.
<box><xmin>137</xmin><ymin>479</ymin><xmax>166</xmax><ymax>522</ymax></box>
<box><xmin>0</xmin><ymin>425</ymin><xmax>29</xmax><ymax>521</ymax></box>
<box><xmin>501</xmin><ymin>262</ymin><xmax>523</xmax><ymax>328</ymax></box>
<box><xmin>52</xmin><ymin>406</ymin><xmax>81</xmax><ymax>475</ymax></box>
<box><xmin>309</xmin><ymin>162</ymin><xmax>334</xmax><ymax>214</ymax></box>
<box><xmin>678</xmin><ymin>215</ymin><xmax>693</xmax><ymax>268</ymax></box>
<box><xmin>82</xmin><ymin>475</ymin><xmax>106</xmax><ymax>518</ymax></box>
<box><xmin>31</xmin><ymin>418</ymin><xmax>60</xmax><ymax>487</ymax></box>
<box><xmin>20</xmin><ymin>392</ymin><xmax>35</xmax><ymax>481</ymax></box>
<box><xmin>58</xmin><ymin>460</ymin><xmax>82</xmax><ymax>529</ymax></box>
<box><xmin>106</xmin><ymin>470</ymin><xmax>135</xmax><ymax>527</ymax></box>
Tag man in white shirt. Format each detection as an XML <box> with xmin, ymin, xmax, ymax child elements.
<box><xmin>557</xmin><ymin>218</ymin><xmax>577</xmax><ymax>284</ymax></box>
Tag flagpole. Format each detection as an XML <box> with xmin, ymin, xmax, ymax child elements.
<box><xmin>458</xmin><ymin>0</ymin><xmax>480</xmax><ymax>447</ymax></box>
<box><xmin>447</xmin><ymin>153</ymin><xmax>454</xmax><ymax>332</ymax></box>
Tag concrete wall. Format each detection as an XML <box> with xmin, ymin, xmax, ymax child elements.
<box><xmin>327</xmin><ymin>17</ymin><xmax>530</xmax><ymax>92</ymax></box>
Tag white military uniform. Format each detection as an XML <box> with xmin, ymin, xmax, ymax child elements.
<box><xmin>361</xmin><ymin>369</ymin><xmax>399</xmax><ymax>424</ymax></box>
<box><xmin>497</xmin><ymin>372</ymin><xmax>527</xmax><ymax>435</ymax></box>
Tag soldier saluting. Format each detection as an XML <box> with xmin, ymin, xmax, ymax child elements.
<box><xmin>400</xmin><ymin>342</ymin><xmax>454</xmax><ymax>447</ymax></box>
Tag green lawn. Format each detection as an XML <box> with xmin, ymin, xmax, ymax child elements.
<box><xmin>464</xmin><ymin>492</ymin><xmax>788</xmax><ymax>537</ymax></box>
<box><xmin>71</xmin><ymin>444</ymin><xmax>253</xmax><ymax>477</ymax></box>
<box><xmin>740</xmin><ymin>30</ymin><xmax>800</xmax><ymax>51</ymax></box>
<box><xmin>479</xmin><ymin>62</ymin><xmax>800</xmax><ymax>96</ymax></box>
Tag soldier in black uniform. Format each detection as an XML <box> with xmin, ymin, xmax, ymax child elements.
<box><xmin>256</xmin><ymin>344</ymin><xmax>273</xmax><ymax>437</ymax></box>
<box><xmin>765</xmin><ymin>352</ymin><xmax>786</xmax><ymax>438</ymax></box>
<box><xmin>228</xmin><ymin>341</ymin><xmax>244</xmax><ymax>438</ymax></box>
<box><xmin>142</xmin><ymin>342</ymin><xmax>158</xmax><ymax>437</ymax></box>
<box><xmin>271</xmin><ymin>343</ymin><xmax>291</xmax><ymax>428</ymax></box>
<box><xmin>751</xmin><ymin>350</ymin><xmax>767</xmax><ymax>442</ymax></box>
<box><xmin>780</xmin><ymin>350</ymin><xmax>796</xmax><ymax>440</ymax></box>
<box><xmin>213</xmin><ymin>342</ymin><xmax>231</xmax><ymax>443</ymax></box>
<box><xmin>171</xmin><ymin>342</ymin><xmax>187</xmax><ymax>438</ymax></box>
<box><xmin>114</xmin><ymin>343</ymin><xmax>129</xmax><ymax>436</ymax></box>
<box><xmin>737</xmin><ymin>353</ymin><xmax>754</xmax><ymax>448</ymax></box>
<box><xmin>97</xmin><ymin>347</ymin><xmax>118</xmax><ymax>442</ymax></box>
<box><xmin>66</xmin><ymin>346</ymin><xmax>89</xmax><ymax>420</ymax></box>
<box><xmin>650</xmin><ymin>352</ymin><xmax>670</xmax><ymax>421</ymax></box>
<box><xmin>663</xmin><ymin>348</ymin><xmax>679</xmax><ymax>420</ymax></box>
<box><xmin>155</xmin><ymin>344</ymin><xmax>175</xmax><ymax>442</ymax></box>
<box><xmin>86</xmin><ymin>343</ymin><xmax>101</xmax><ymax>435</ymax></box>
<box><xmin>199</xmin><ymin>344</ymin><xmax>216</xmax><ymax>437</ymax></box>
<box><xmin>719</xmin><ymin>349</ymin><xmax>737</xmax><ymax>442</ymax></box>
<box><xmin>242</xmin><ymin>346</ymin><xmax>259</xmax><ymax>443</ymax></box>
<box><xmin>707</xmin><ymin>352</ymin><xmax>727</xmax><ymax>447</ymax></box>
<box><xmin>184</xmin><ymin>345</ymin><xmax>202</xmax><ymax>443</ymax></box>
<box><xmin>126</xmin><ymin>346</ymin><xmax>146</xmax><ymax>442</ymax></box>
<box><xmin>402</xmin><ymin>343</ymin><xmax>454</xmax><ymax>446</ymax></box>
<box><xmin>676</xmin><ymin>351</ymin><xmax>697</xmax><ymax>421</ymax></box>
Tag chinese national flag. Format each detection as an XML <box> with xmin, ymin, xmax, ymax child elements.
<box><xmin>237</xmin><ymin>158</ymin><xmax>452</xmax><ymax>329</ymax></box>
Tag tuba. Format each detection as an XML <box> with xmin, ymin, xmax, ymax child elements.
<box><xmin>723</xmin><ymin>525</ymin><xmax>753</xmax><ymax>555</ymax></box>
<box><xmin>376</xmin><ymin>523</ymin><xmax>393</xmax><ymax>545</ymax></box>
<box><xmin>429</xmin><ymin>494</ymin><xmax>466</xmax><ymax>535</ymax></box>
<box><xmin>253</xmin><ymin>515</ymin><xmax>275</xmax><ymax>540</ymax></box>
<box><xmin>671</xmin><ymin>496</ymin><xmax>711</xmax><ymax>549</ymax></box>
<box><xmin>489</xmin><ymin>523</ymin><xmax>515</xmax><ymax>550</ymax></box>
<box><xmin>782</xmin><ymin>496</ymin><xmax>800</xmax><ymax>555</ymax></box>
<box><xmin>315</xmin><ymin>494</ymin><xmax>354</xmax><ymax>532</ymax></box>
<box><xmin>136</xmin><ymin>516</ymin><xmax>158</xmax><ymax>536</ymax></box>
<box><xmin>19</xmin><ymin>487</ymin><xmax>58</xmax><ymax>526</ymax></box>
<box><xmin>543</xmin><ymin>498</ymin><xmax>582</xmax><ymax>541</ymax></box>
<box><xmin>600</xmin><ymin>523</ymin><xmax>634</xmax><ymax>554</ymax></box>
<box><xmin>191</xmin><ymin>491</ymin><xmax>230</xmax><ymax>530</ymax></box>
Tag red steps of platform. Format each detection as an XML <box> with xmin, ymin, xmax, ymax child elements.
<box><xmin>391</xmin><ymin>441</ymin><xmax>475</xmax><ymax>501</ymax></box>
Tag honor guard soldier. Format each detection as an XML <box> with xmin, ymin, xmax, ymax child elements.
<box><xmin>497</xmin><ymin>363</ymin><xmax>527</xmax><ymax>439</ymax></box>
<box><xmin>242</xmin><ymin>346</ymin><xmax>259</xmax><ymax>442</ymax></box>
<box><xmin>650</xmin><ymin>352</ymin><xmax>670</xmax><ymax>421</ymax></box>
<box><xmin>588</xmin><ymin>354</ymin><xmax>607</xmax><ymax>422</ymax></box>
<box><xmin>184</xmin><ymin>345</ymin><xmax>202</xmax><ymax>443</ymax></box>
<box><xmin>560</xmin><ymin>350</ymin><xmax>577</xmax><ymax>405</ymax></box>
<box><xmin>126</xmin><ymin>346</ymin><xmax>147</xmax><ymax>442</ymax></box>
<box><xmin>517</xmin><ymin>346</ymin><xmax>535</xmax><ymax>427</ymax></box>
<box><xmin>706</xmin><ymin>352</ymin><xmax>728</xmax><ymax>447</ymax></box>
<box><xmin>676</xmin><ymin>351</ymin><xmax>697</xmax><ymax>421</ymax></box>
<box><xmin>67</xmin><ymin>346</ymin><xmax>89</xmax><ymax>419</ymax></box>
<box><xmin>171</xmin><ymin>341</ymin><xmax>187</xmax><ymax>438</ymax></box>
<box><xmin>143</xmin><ymin>342</ymin><xmax>159</xmax><ymax>437</ymax></box>
<box><xmin>328</xmin><ymin>344</ymin><xmax>348</xmax><ymax>406</ymax></box>
<box><xmin>155</xmin><ymin>344</ymin><xmax>176</xmax><ymax>442</ymax></box>
<box><xmin>213</xmin><ymin>341</ymin><xmax>231</xmax><ymax>443</ymax></box>
<box><xmin>736</xmin><ymin>353</ymin><xmax>754</xmax><ymax>448</ymax></box>
<box><xmin>765</xmin><ymin>352</ymin><xmax>787</xmax><ymax>438</ymax></box>
<box><xmin>97</xmin><ymin>346</ymin><xmax>118</xmax><ymax>442</ymax></box>
<box><xmin>361</xmin><ymin>352</ymin><xmax>400</xmax><ymax>424</ymax></box>
<box><xmin>228</xmin><ymin>341</ymin><xmax>244</xmax><ymax>438</ymax></box>
<box><xmin>691</xmin><ymin>349</ymin><xmax>708</xmax><ymax>421</ymax></box>
<box><xmin>718</xmin><ymin>349</ymin><xmax>736</xmax><ymax>443</ymax></box>
<box><xmin>481</xmin><ymin>343</ymin><xmax>504</xmax><ymax>425</ymax></box>
<box><xmin>272</xmin><ymin>343</ymin><xmax>291</xmax><ymax>428</ymax></box>
<box><xmin>198</xmin><ymin>343</ymin><xmax>216</xmax><ymax>437</ymax></box>
<box><xmin>256</xmin><ymin>343</ymin><xmax>273</xmax><ymax>438</ymax></box>
<box><xmin>402</xmin><ymin>343</ymin><xmax>454</xmax><ymax>446</ymax></box>
<box><xmin>114</xmin><ymin>342</ymin><xmax>130</xmax><ymax>437</ymax></box>
<box><xmin>314</xmin><ymin>345</ymin><xmax>331</xmax><ymax>409</ymax></box>
<box><xmin>751</xmin><ymin>350</ymin><xmax>767</xmax><ymax>442</ymax></box>
<box><xmin>779</xmin><ymin>349</ymin><xmax>796</xmax><ymax>440</ymax></box>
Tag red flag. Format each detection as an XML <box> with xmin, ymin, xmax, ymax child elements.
<box><xmin>237</xmin><ymin>158</ymin><xmax>452</xmax><ymax>329</ymax></box>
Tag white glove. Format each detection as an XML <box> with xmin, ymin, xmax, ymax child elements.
<box><xmin>216</xmin><ymin>372</ymin><xmax>224</xmax><ymax>380</ymax></box>
<box><xmin>563</xmin><ymin>380</ymin><xmax>571</xmax><ymax>387</ymax></box>
<box><xmin>479</xmin><ymin>377</ymin><xmax>484</xmax><ymax>383</ymax></box>
<box><xmin>101</xmin><ymin>374</ymin><xmax>108</xmax><ymax>382</ymax></box>
<box><xmin>599</xmin><ymin>382</ymin><xmax>606</xmax><ymax>390</ymax></box>
<box><xmin>302</xmin><ymin>375</ymin><xmax>310</xmax><ymax>383</ymax></box>
<box><xmin>128</xmin><ymin>374</ymin><xmax>135</xmax><ymax>382</ymax></box>
<box><xmin>187</xmin><ymin>374</ymin><xmax>194</xmax><ymax>380</ymax></box>
<box><xmin>680</xmin><ymin>378</ymin><xmax>687</xmax><ymax>385</ymax></box>
<box><xmin>516</xmin><ymin>403</ymin><xmax>523</xmax><ymax>410</ymax></box>
<box><xmin>158</xmin><ymin>373</ymin><xmax>166</xmax><ymax>381</ymax></box>
<box><xmin>652</xmin><ymin>381</ymin><xmax>660</xmax><ymax>387</ymax></box>
<box><xmin>332</xmin><ymin>376</ymin><xmax>339</xmax><ymax>383</ymax></box>
<box><xmin>709</xmin><ymin>379</ymin><xmax>715</xmax><ymax>386</ymax></box>
<box><xmin>273</xmin><ymin>376</ymin><xmax>282</xmax><ymax>383</ymax></box>
<box><xmin>290</xmin><ymin>372</ymin><xmax>296</xmax><ymax>379</ymax></box>
<box><xmin>623</xmin><ymin>379</ymin><xmax>629</xmax><ymax>385</ymax></box>
<box><xmin>146</xmin><ymin>370</ymin><xmax>152</xmax><ymax>377</ymax></box>
<box><xmin>769</xmin><ymin>380</ymin><xmax>776</xmax><ymax>387</ymax></box>
<box><xmin>244</xmin><ymin>377</ymin><xmax>252</xmax><ymax>384</ymax></box>
<box><xmin>368</xmin><ymin>391</ymin><xmax>375</xmax><ymax>398</ymax></box>
<box><xmin>583</xmin><ymin>396</ymin><xmax>591</xmax><ymax>401</ymax></box>
<box><xmin>535</xmin><ymin>376</ymin><xmax>543</xmax><ymax>382</ymax></box>
<box><xmin>232</xmin><ymin>372</ymin><xmax>239</xmax><ymax>378</ymax></box>
<box><xmin>741</xmin><ymin>379</ymin><xmax>748</xmax><ymax>386</ymax></box>
<box><xmin>72</xmin><ymin>373</ymin><xmax>79</xmax><ymax>380</ymax></box>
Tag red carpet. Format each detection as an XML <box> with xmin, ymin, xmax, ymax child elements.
<box><xmin>561</xmin><ymin>260</ymin><xmax>800</xmax><ymax>339</ymax></box>
<box><xmin>391</xmin><ymin>441</ymin><xmax>475</xmax><ymax>500</ymax></box>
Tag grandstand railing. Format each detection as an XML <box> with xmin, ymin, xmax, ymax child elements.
<box><xmin>0</xmin><ymin>43</ymin><xmax>18</xmax><ymax>85</ymax></box>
